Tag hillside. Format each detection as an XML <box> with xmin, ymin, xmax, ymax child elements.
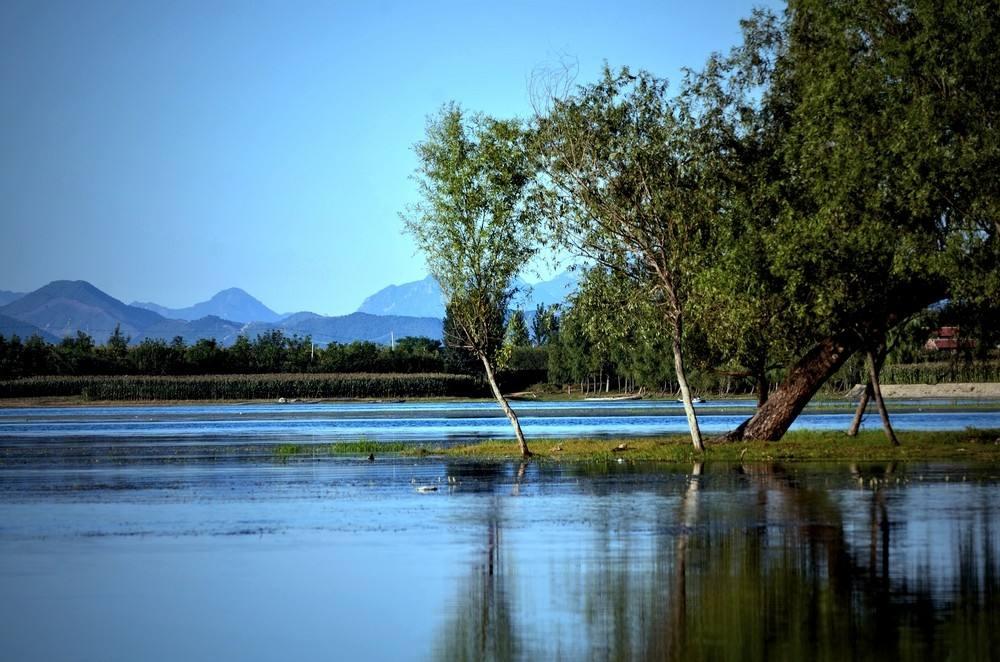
<box><xmin>0</xmin><ymin>280</ymin><xmax>440</xmax><ymax>346</ymax></box>
<box><xmin>132</xmin><ymin>287</ymin><xmax>280</xmax><ymax>323</ymax></box>
<box><xmin>0</xmin><ymin>313</ymin><xmax>60</xmax><ymax>344</ymax></box>
<box><xmin>0</xmin><ymin>280</ymin><xmax>165</xmax><ymax>342</ymax></box>
<box><xmin>358</xmin><ymin>271</ymin><xmax>578</xmax><ymax>317</ymax></box>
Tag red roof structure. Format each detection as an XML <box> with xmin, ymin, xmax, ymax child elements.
<box><xmin>925</xmin><ymin>327</ymin><xmax>975</xmax><ymax>351</ymax></box>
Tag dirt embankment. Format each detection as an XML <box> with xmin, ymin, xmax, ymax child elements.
<box><xmin>846</xmin><ymin>382</ymin><xmax>1000</xmax><ymax>399</ymax></box>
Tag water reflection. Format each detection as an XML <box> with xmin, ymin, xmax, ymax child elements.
<box><xmin>437</xmin><ymin>462</ymin><xmax>1000</xmax><ymax>661</ymax></box>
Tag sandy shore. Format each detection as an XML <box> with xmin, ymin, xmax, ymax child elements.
<box><xmin>848</xmin><ymin>382</ymin><xmax>1000</xmax><ymax>399</ymax></box>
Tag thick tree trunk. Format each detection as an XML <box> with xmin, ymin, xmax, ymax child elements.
<box><xmin>867</xmin><ymin>349</ymin><xmax>900</xmax><ymax>446</ymax></box>
<box><xmin>723</xmin><ymin>284</ymin><xmax>944</xmax><ymax>442</ymax></box>
<box><xmin>671</xmin><ymin>332</ymin><xmax>704</xmax><ymax>452</ymax></box>
<box><xmin>480</xmin><ymin>355</ymin><xmax>531</xmax><ymax>457</ymax></box>
<box><xmin>725</xmin><ymin>330</ymin><xmax>864</xmax><ymax>441</ymax></box>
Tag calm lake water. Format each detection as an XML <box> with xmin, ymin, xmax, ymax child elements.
<box><xmin>1</xmin><ymin>399</ymin><xmax>999</xmax><ymax>445</ymax></box>
<box><xmin>1</xmin><ymin>401</ymin><xmax>999</xmax><ymax>660</ymax></box>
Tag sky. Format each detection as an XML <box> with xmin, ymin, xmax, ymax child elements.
<box><xmin>0</xmin><ymin>0</ymin><xmax>781</xmax><ymax>315</ymax></box>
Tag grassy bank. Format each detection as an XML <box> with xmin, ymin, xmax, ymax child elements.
<box><xmin>319</xmin><ymin>429</ymin><xmax>1000</xmax><ymax>463</ymax></box>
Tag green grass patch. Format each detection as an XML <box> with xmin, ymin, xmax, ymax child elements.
<box><xmin>445</xmin><ymin>429</ymin><xmax>1000</xmax><ymax>463</ymax></box>
<box><xmin>328</xmin><ymin>439</ymin><xmax>409</xmax><ymax>454</ymax></box>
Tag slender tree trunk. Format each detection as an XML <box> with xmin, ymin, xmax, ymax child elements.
<box><xmin>480</xmin><ymin>355</ymin><xmax>531</xmax><ymax>457</ymax></box>
<box><xmin>848</xmin><ymin>345</ymin><xmax>886</xmax><ymax>436</ymax></box>
<box><xmin>847</xmin><ymin>386</ymin><xmax>871</xmax><ymax>437</ymax></box>
<box><xmin>725</xmin><ymin>330</ymin><xmax>864</xmax><ymax>441</ymax></box>
<box><xmin>867</xmin><ymin>349</ymin><xmax>900</xmax><ymax>446</ymax></box>
<box><xmin>755</xmin><ymin>370</ymin><xmax>769</xmax><ymax>408</ymax></box>
<box><xmin>670</xmin><ymin>320</ymin><xmax>704</xmax><ymax>452</ymax></box>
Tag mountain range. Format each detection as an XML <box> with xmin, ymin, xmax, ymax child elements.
<box><xmin>0</xmin><ymin>290</ymin><xmax>25</xmax><ymax>307</ymax></box>
<box><xmin>0</xmin><ymin>272</ymin><xmax>576</xmax><ymax>346</ymax></box>
<box><xmin>132</xmin><ymin>288</ymin><xmax>281</xmax><ymax>324</ymax></box>
<box><xmin>0</xmin><ymin>281</ymin><xmax>442</xmax><ymax>346</ymax></box>
<box><xmin>358</xmin><ymin>271</ymin><xmax>578</xmax><ymax>318</ymax></box>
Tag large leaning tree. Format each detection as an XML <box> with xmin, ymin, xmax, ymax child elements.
<box><xmin>403</xmin><ymin>104</ymin><xmax>540</xmax><ymax>457</ymax></box>
<box><xmin>534</xmin><ymin>68</ymin><xmax>719</xmax><ymax>451</ymax></box>
<box><xmin>716</xmin><ymin>0</ymin><xmax>1000</xmax><ymax>440</ymax></box>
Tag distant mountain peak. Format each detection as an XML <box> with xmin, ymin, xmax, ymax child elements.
<box><xmin>131</xmin><ymin>287</ymin><xmax>280</xmax><ymax>324</ymax></box>
<box><xmin>357</xmin><ymin>275</ymin><xmax>446</xmax><ymax>318</ymax></box>
<box><xmin>0</xmin><ymin>279</ymin><xmax>164</xmax><ymax>342</ymax></box>
<box><xmin>357</xmin><ymin>271</ymin><xmax>577</xmax><ymax>318</ymax></box>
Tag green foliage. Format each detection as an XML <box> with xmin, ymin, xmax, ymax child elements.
<box><xmin>504</xmin><ymin>310</ymin><xmax>530</xmax><ymax>349</ymax></box>
<box><xmin>530</xmin><ymin>303</ymin><xmax>559</xmax><ymax>347</ymax></box>
<box><xmin>536</xmin><ymin>67</ymin><xmax>716</xmax><ymax>325</ymax></box>
<box><xmin>0</xmin><ymin>330</ymin><xmax>451</xmax><ymax>379</ymax></box>
<box><xmin>402</xmin><ymin>104</ymin><xmax>541</xmax><ymax>364</ymax></box>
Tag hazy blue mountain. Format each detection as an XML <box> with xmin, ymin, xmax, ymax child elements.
<box><xmin>0</xmin><ymin>280</ymin><xmax>165</xmax><ymax>343</ymax></box>
<box><xmin>132</xmin><ymin>287</ymin><xmax>280</xmax><ymax>323</ymax></box>
<box><xmin>277</xmin><ymin>311</ymin><xmax>324</xmax><ymax>326</ymax></box>
<box><xmin>1</xmin><ymin>280</ymin><xmax>440</xmax><ymax>347</ymax></box>
<box><xmin>517</xmin><ymin>270</ymin><xmax>580</xmax><ymax>310</ymax></box>
<box><xmin>357</xmin><ymin>275</ymin><xmax>445</xmax><ymax>318</ymax></box>
<box><xmin>357</xmin><ymin>271</ymin><xmax>578</xmax><ymax>318</ymax></box>
<box><xmin>134</xmin><ymin>315</ymin><xmax>246</xmax><ymax>346</ymax></box>
<box><xmin>247</xmin><ymin>312</ymin><xmax>442</xmax><ymax>345</ymax></box>
<box><xmin>0</xmin><ymin>290</ymin><xmax>25</xmax><ymax>307</ymax></box>
<box><xmin>0</xmin><ymin>313</ymin><xmax>60</xmax><ymax>343</ymax></box>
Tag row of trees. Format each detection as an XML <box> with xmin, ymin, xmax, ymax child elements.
<box><xmin>404</xmin><ymin>0</ymin><xmax>1000</xmax><ymax>455</ymax></box>
<box><xmin>544</xmin><ymin>270</ymin><xmax>999</xmax><ymax>398</ymax></box>
<box><xmin>0</xmin><ymin>328</ymin><xmax>448</xmax><ymax>378</ymax></box>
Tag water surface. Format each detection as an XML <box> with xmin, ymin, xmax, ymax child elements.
<box><xmin>1</xmin><ymin>452</ymin><xmax>999</xmax><ymax>660</ymax></box>
<box><xmin>2</xmin><ymin>399</ymin><xmax>998</xmax><ymax>445</ymax></box>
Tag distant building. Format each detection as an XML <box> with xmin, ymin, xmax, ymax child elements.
<box><xmin>924</xmin><ymin>326</ymin><xmax>976</xmax><ymax>351</ymax></box>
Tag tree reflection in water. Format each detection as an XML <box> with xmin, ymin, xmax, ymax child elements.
<box><xmin>435</xmin><ymin>462</ymin><xmax>1000</xmax><ymax>660</ymax></box>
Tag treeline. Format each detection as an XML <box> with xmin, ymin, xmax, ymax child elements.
<box><xmin>0</xmin><ymin>327</ymin><xmax>448</xmax><ymax>378</ymax></box>
<box><xmin>542</xmin><ymin>284</ymin><xmax>1000</xmax><ymax>397</ymax></box>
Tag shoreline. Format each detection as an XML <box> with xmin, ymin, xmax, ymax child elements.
<box><xmin>436</xmin><ymin>429</ymin><xmax>1000</xmax><ymax>463</ymax></box>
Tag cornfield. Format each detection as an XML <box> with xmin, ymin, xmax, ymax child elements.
<box><xmin>880</xmin><ymin>361</ymin><xmax>1000</xmax><ymax>385</ymax></box>
<box><xmin>0</xmin><ymin>373</ymin><xmax>484</xmax><ymax>400</ymax></box>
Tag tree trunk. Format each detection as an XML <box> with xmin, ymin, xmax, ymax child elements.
<box><xmin>671</xmin><ymin>327</ymin><xmax>704</xmax><ymax>452</ymax></box>
<box><xmin>480</xmin><ymin>355</ymin><xmax>531</xmax><ymax>457</ymax></box>
<box><xmin>848</xmin><ymin>345</ymin><xmax>886</xmax><ymax>436</ymax></box>
<box><xmin>847</xmin><ymin>386</ymin><xmax>871</xmax><ymax>437</ymax></box>
<box><xmin>725</xmin><ymin>330</ymin><xmax>864</xmax><ymax>441</ymax></box>
<box><xmin>755</xmin><ymin>370</ymin><xmax>769</xmax><ymax>408</ymax></box>
<box><xmin>867</xmin><ymin>349</ymin><xmax>900</xmax><ymax>446</ymax></box>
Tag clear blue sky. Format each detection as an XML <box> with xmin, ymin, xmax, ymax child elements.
<box><xmin>0</xmin><ymin>0</ymin><xmax>781</xmax><ymax>315</ymax></box>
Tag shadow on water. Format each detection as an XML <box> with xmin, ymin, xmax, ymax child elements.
<box><xmin>435</xmin><ymin>461</ymin><xmax>1000</xmax><ymax>661</ymax></box>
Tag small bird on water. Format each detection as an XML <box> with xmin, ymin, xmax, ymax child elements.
<box><xmin>367</xmin><ymin>453</ymin><xmax>375</xmax><ymax>462</ymax></box>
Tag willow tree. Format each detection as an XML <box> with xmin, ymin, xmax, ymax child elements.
<box><xmin>403</xmin><ymin>104</ymin><xmax>539</xmax><ymax>457</ymax></box>
<box><xmin>719</xmin><ymin>0</ymin><xmax>1000</xmax><ymax>441</ymax></box>
<box><xmin>535</xmin><ymin>68</ymin><xmax>714</xmax><ymax>451</ymax></box>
